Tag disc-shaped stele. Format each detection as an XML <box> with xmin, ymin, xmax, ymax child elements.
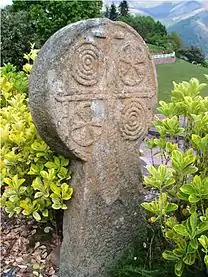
<box><xmin>29</xmin><ymin>18</ymin><xmax>157</xmax><ymax>161</ymax></box>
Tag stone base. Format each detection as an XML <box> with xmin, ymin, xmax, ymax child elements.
<box><xmin>59</xmin><ymin>160</ymin><xmax>146</xmax><ymax>277</ymax></box>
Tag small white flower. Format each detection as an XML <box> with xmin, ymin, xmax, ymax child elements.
<box><xmin>133</xmin><ymin>257</ymin><xmax>137</xmax><ymax>260</ymax></box>
<box><xmin>143</xmin><ymin>242</ymin><xmax>147</xmax><ymax>248</ymax></box>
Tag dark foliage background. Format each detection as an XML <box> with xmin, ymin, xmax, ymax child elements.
<box><xmin>1</xmin><ymin>0</ymin><xmax>102</xmax><ymax>69</ymax></box>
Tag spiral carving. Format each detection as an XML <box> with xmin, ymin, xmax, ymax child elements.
<box><xmin>72</xmin><ymin>43</ymin><xmax>102</xmax><ymax>86</ymax></box>
<box><xmin>120</xmin><ymin>99</ymin><xmax>148</xmax><ymax>140</ymax></box>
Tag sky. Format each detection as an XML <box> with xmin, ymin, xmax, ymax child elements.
<box><xmin>0</xmin><ymin>0</ymin><xmax>12</xmax><ymax>8</ymax></box>
<box><xmin>0</xmin><ymin>0</ymin><xmax>205</xmax><ymax>9</ymax></box>
<box><xmin>104</xmin><ymin>0</ymin><xmax>205</xmax><ymax>5</ymax></box>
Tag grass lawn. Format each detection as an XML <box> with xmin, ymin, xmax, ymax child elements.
<box><xmin>156</xmin><ymin>59</ymin><xmax>208</xmax><ymax>103</ymax></box>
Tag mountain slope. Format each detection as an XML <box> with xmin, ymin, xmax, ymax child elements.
<box><xmin>105</xmin><ymin>0</ymin><xmax>208</xmax><ymax>56</ymax></box>
<box><xmin>139</xmin><ymin>2</ymin><xmax>176</xmax><ymax>19</ymax></box>
<box><xmin>132</xmin><ymin>1</ymin><xmax>208</xmax><ymax>56</ymax></box>
<box><xmin>168</xmin><ymin>10</ymin><xmax>208</xmax><ymax>56</ymax></box>
<box><xmin>167</xmin><ymin>1</ymin><xmax>202</xmax><ymax>19</ymax></box>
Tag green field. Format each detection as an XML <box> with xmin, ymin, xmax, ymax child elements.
<box><xmin>156</xmin><ymin>59</ymin><xmax>208</xmax><ymax>103</ymax></box>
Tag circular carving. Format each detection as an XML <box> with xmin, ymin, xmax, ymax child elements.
<box><xmin>71</xmin><ymin>102</ymin><xmax>102</xmax><ymax>147</ymax></box>
<box><xmin>120</xmin><ymin>99</ymin><xmax>149</xmax><ymax>140</ymax></box>
<box><xmin>71</xmin><ymin>43</ymin><xmax>102</xmax><ymax>86</ymax></box>
<box><xmin>118</xmin><ymin>44</ymin><xmax>146</xmax><ymax>86</ymax></box>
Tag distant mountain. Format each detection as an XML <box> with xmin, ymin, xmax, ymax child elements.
<box><xmin>105</xmin><ymin>0</ymin><xmax>208</xmax><ymax>56</ymax></box>
<box><xmin>164</xmin><ymin>1</ymin><xmax>208</xmax><ymax>56</ymax></box>
<box><xmin>138</xmin><ymin>2</ymin><xmax>176</xmax><ymax>19</ymax></box>
<box><xmin>166</xmin><ymin>1</ymin><xmax>202</xmax><ymax>20</ymax></box>
<box><xmin>140</xmin><ymin>1</ymin><xmax>208</xmax><ymax>56</ymax></box>
<box><xmin>168</xmin><ymin>9</ymin><xmax>208</xmax><ymax>56</ymax></box>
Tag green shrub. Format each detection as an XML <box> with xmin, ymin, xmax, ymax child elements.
<box><xmin>142</xmin><ymin>77</ymin><xmax>208</xmax><ymax>276</ymax></box>
<box><xmin>0</xmin><ymin>47</ymin><xmax>73</xmax><ymax>222</ymax></box>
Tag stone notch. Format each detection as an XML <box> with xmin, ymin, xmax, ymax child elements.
<box><xmin>29</xmin><ymin>18</ymin><xmax>157</xmax><ymax>277</ymax></box>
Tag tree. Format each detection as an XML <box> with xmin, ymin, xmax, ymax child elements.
<box><xmin>168</xmin><ymin>32</ymin><xmax>184</xmax><ymax>52</ymax></box>
<box><xmin>178</xmin><ymin>46</ymin><xmax>205</xmax><ymax>64</ymax></box>
<box><xmin>104</xmin><ymin>5</ymin><xmax>110</xmax><ymax>18</ymax></box>
<box><xmin>118</xmin><ymin>0</ymin><xmax>129</xmax><ymax>16</ymax></box>
<box><xmin>109</xmin><ymin>3</ymin><xmax>118</xmax><ymax>21</ymax></box>
<box><xmin>118</xmin><ymin>15</ymin><xmax>168</xmax><ymax>46</ymax></box>
<box><xmin>11</xmin><ymin>0</ymin><xmax>102</xmax><ymax>44</ymax></box>
<box><xmin>1</xmin><ymin>0</ymin><xmax>103</xmax><ymax>69</ymax></box>
<box><xmin>155</xmin><ymin>20</ymin><xmax>167</xmax><ymax>37</ymax></box>
<box><xmin>1</xmin><ymin>8</ymin><xmax>40</xmax><ymax>68</ymax></box>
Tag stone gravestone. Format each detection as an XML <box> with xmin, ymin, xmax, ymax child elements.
<box><xmin>29</xmin><ymin>18</ymin><xmax>157</xmax><ymax>277</ymax></box>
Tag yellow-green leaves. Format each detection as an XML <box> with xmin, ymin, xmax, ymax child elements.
<box><xmin>173</xmin><ymin>213</ymin><xmax>200</xmax><ymax>239</ymax></box>
<box><xmin>199</xmin><ymin>235</ymin><xmax>208</xmax><ymax>251</ymax></box>
<box><xmin>1</xmin><ymin>48</ymin><xmax>73</xmax><ymax>222</ymax></box>
<box><xmin>3</xmin><ymin>175</ymin><xmax>25</xmax><ymax>187</ymax></box>
<box><xmin>33</xmin><ymin>211</ymin><xmax>41</xmax><ymax>221</ymax></box>
<box><xmin>162</xmin><ymin>251</ymin><xmax>185</xmax><ymax>276</ymax></box>
<box><xmin>2</xmin><ymin>175</ymin><xmax>26</xmax><ymax>210</ymax></box>
<box><xmin>23</xmin><ymin>63</ymin><xmax>33</xmax><ymax>74</ymax></box>
<box><xmin>171</xmin><ymin>78</ymin><xmax>207</xmax><ymax>102</ymax></box>
<box><xmin>61</xmin><ymin>183</ymin><xmax>73</xmax><ymax>201</ymax></box>
<box><xmin>180</xmin><ymin>175</ymin><xmax>208</xmax><ymax>204</ymax></box>
<box><xmin>50</xmin><ymin>183</ymin><xmax>73</xmax><ymax>210</ymax></box>
<box><xmin>171</xmin><ymin>149</ymin><xmax>197</xmax><ymax>176</ymax></box>
<box><xmin>142</xmin><ymin>77</ymin><xmax>208</xmax><ymax>276</ymax></box>
<box><xmin>198</xmin><ymin>235</ymin><xmax>208</xmax><ymax>266</ymax></box>
<box><xmin>153</xmin><ymin>116</ymin><xmax>184</xmax><ymax>137</ymax></box>
<box><xmin>192</xmin><ymin>134</ymin><xmax>208</xmax><ymax>154</ymax></box>
<box><xmin>45</xmin><ymin>155</ymin><xmax>70</xmax><ymax>180</ymax></box>
<box><xmin>173</xmin><ymin>224</ymin><xmax>189</xmax><ymax>237</ymax></box>
<box><xmin>162</xmin><ymin>212</ymin><xmax>207</xmax><ymax>275</ymax></box>
<box><xmin>141</xmin><ymin>193</ymin><xmax>178</xmax><ymax>220</ymax></box>
<box><xmin>23</xmin><ymin>44</ymin><xmax>39</xmax><ymax>63</ymax></box>
<box><xmin>144</xmin><ymin>165</ymin><xmax>175</xmax><ymax>191</ymax></box>
<box><xmin>23</xmin><ymin>44</ymin><xmax>39</xmax><ymax>74</ymax></box>
<box><xmin>174</xmin><ymin>260</ymin><xmax>184</xmax><ymax>277</ymax></box>
<box><xmin>162</xmin><ymin>250</ymin><xmax>179</xmax><ymax>261</ymax></box>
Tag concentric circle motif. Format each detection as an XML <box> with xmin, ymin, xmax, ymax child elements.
<box><xmin>120</xmin><ymin>99</ymin><xmax>149</xmax><ymax>140</ymax></box>
<box><xmin>71</xmin><ymin>43</ymin><xmax>102</xmax><ymax>86</ymax></box>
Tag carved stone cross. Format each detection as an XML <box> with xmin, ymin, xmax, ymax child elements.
<box><xmin>29</xmin><ymin>18</ymin><xmax>157</xmax><ymax>277</ymax></box>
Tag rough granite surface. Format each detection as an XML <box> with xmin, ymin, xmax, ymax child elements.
<box><xmin>29</xmin><ymin>18</ymin><xmax>157</xmax><ymax>277</ymax></box>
